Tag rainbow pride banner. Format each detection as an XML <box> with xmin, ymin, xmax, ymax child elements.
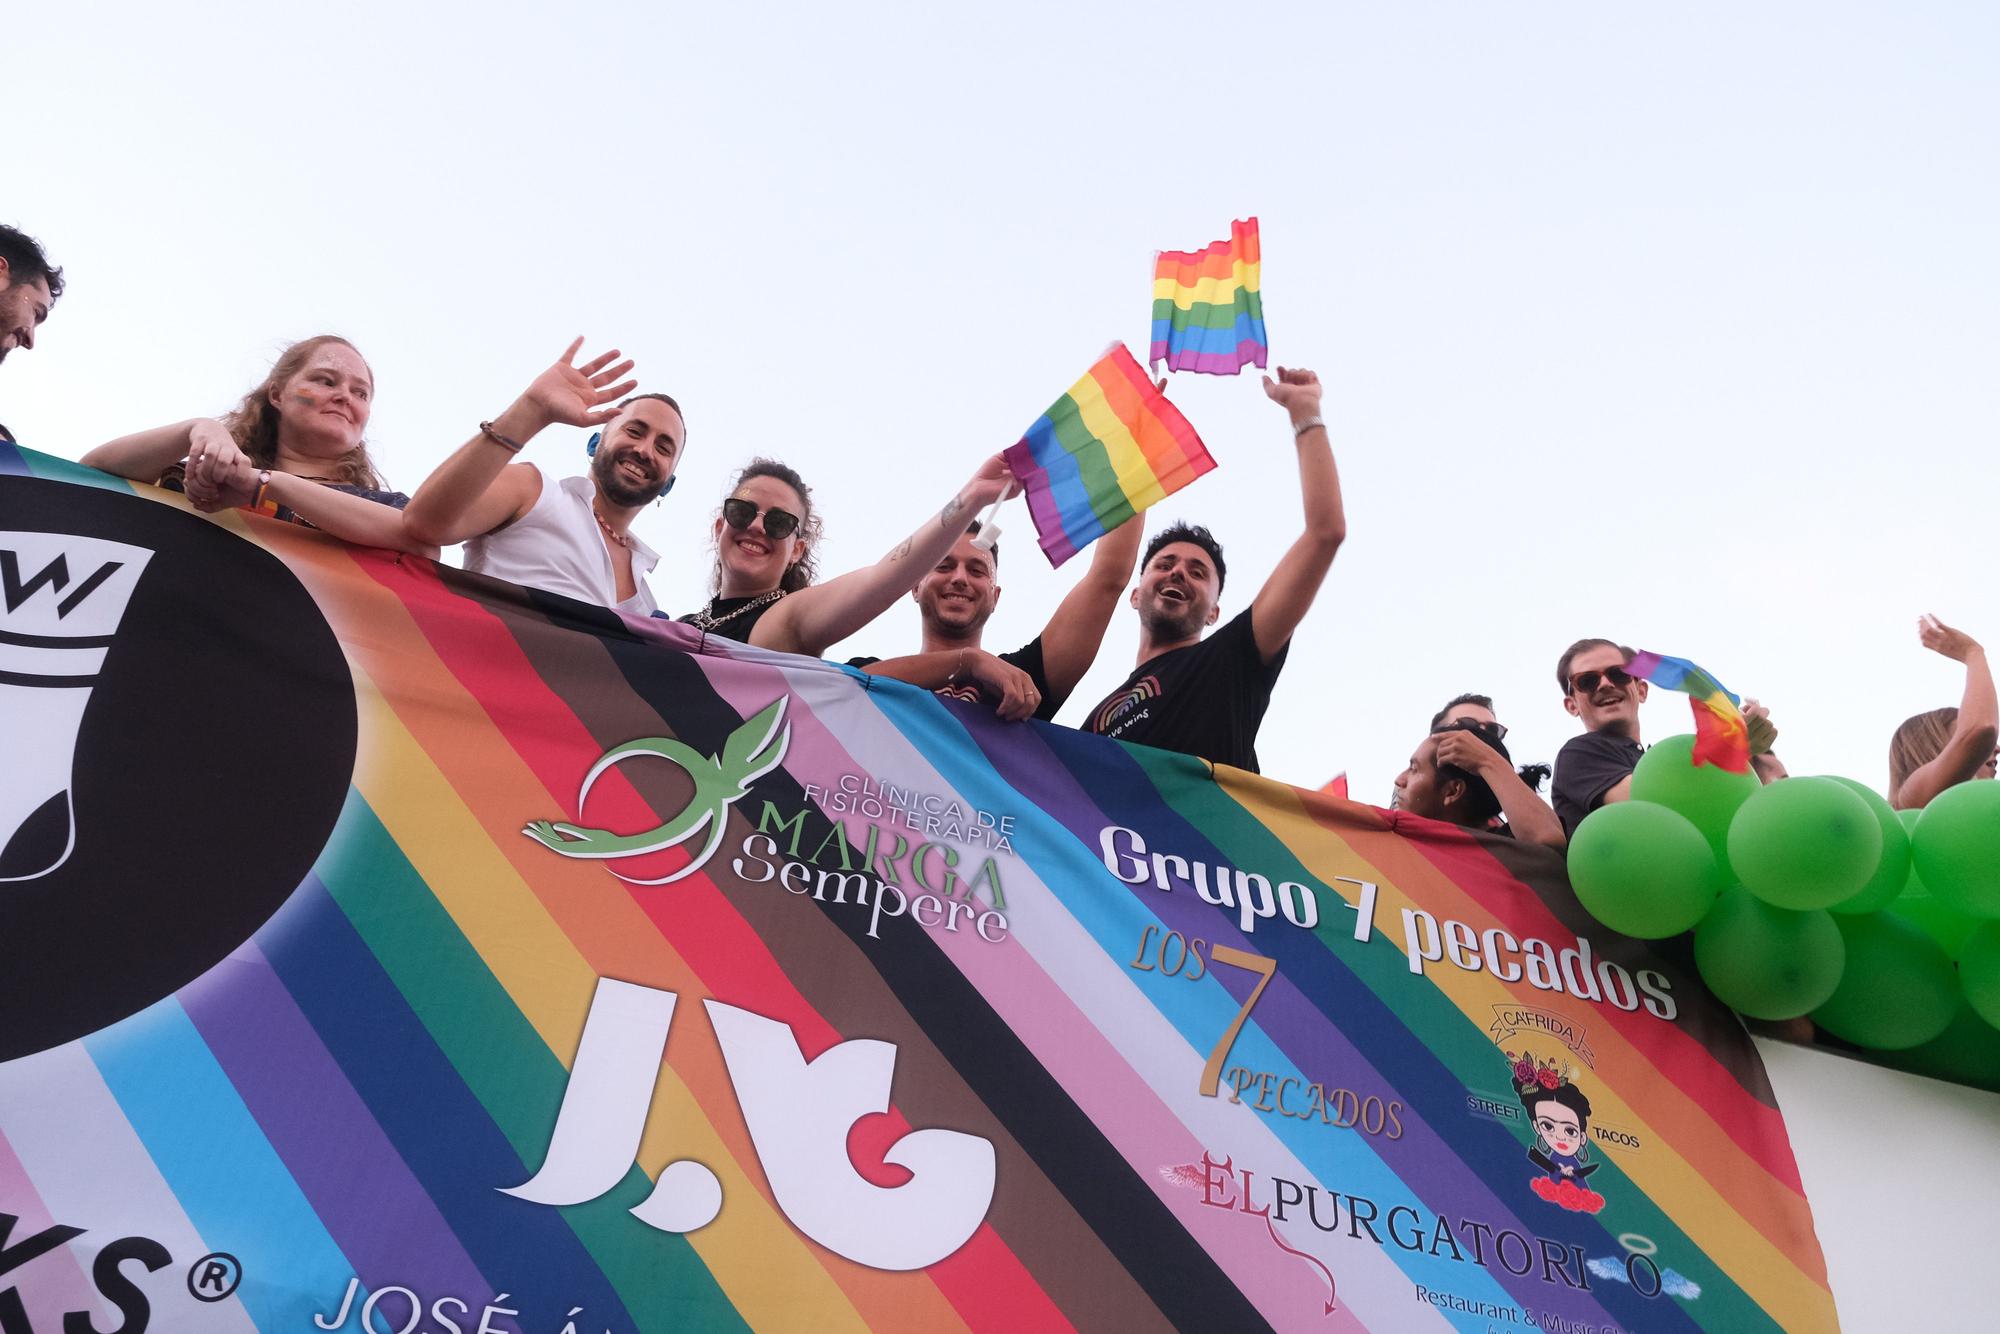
<box><xmin>0</xmin><ymin>445</ymin><xmax>1833</xmax><ymax>1332</ymax></box>
<box><xmin>1151</xmin><ymin>217</ymin><xmax>1268</xmax><ymax>376</ymax></box>
<box><xmin>1003</xmin><ymin>344</ymin><xmax>1215</xmax><ymax>568</ymax></box>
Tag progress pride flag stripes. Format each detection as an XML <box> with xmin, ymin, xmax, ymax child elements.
<box><xmin>0</xmin><ymin>444</ymin><xmax>1834</xmax><ymax>1333</ymax></box>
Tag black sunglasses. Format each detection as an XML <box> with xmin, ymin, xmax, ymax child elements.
<box><xmin>1568</xmin><ymin>666</ymin><xmax>1634</xmax><ymax>696</ymax></box>
<box><xmin>721</xmin><ymin>497</ymin><xmax>801</xmax><ymax>540</ymax></box>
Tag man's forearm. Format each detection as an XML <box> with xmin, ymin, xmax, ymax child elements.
<box><xmin>404</xmin><ymin>397</ymin><xmax>550</xmax><ymax>545</ymax></box>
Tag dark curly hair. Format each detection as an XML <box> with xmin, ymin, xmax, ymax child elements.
<box><xmin>0</xmin><ymin>224</ymin><xmax>63</xmax><ymax>303</ymax></box>
<box><xmin>716</xmin><ymin>458</ymin><xmax>822</xmax><ymax>594</ymax></box>
<box><xmin>1143</xmin><ymin>521</ymin><xmax>1227</xmax><ymax>592</ymax></box>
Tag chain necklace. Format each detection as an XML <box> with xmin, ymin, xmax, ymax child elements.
<box><xmin>592</xmin><ymin>503</ymin><xmax>632</xmax><ymax>549</ymax></box>
<box><xmin>688</xmin><ymin>589</ymin><xmax>785</xmax><ymax>631</ymax></box>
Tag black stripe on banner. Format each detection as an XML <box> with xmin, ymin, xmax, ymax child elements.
<box><xmin>0</xmin><ymin>627</ymin><xmax>116</xmax><ymax>648</ymax></box>
<box><xmin>0</xmin><ymin>668</ymin><xmax>96</xmax><ymax>687</ymax></box>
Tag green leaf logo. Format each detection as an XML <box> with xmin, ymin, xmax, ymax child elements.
<box><xmin>524</xmin><ymin>697</ymin><xmax>791</xmax><ymax>884</ymax></box>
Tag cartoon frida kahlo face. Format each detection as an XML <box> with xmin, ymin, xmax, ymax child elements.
<box><xmin>1529</xmin><ymin>1094</ymin><xmax>1585</xmax><ymax>1157</ymax></box>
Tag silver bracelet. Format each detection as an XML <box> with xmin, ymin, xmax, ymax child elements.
<box><xmin>1292</xmin><ymin>415</ymin><xmax>1325</xmax><ymax>438</ymax></box>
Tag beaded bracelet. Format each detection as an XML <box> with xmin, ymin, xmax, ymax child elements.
<box><xmin>479</xmin><ymin>420</ymin><xmax>526</xmax><ymax>453</ymax></box>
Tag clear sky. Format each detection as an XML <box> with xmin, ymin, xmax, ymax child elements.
<box><xmin>8</xmin><ymin>2</ymin><xmax>1996</xmax><ymax>801</ymax></box>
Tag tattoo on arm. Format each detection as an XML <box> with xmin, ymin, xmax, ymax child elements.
<box><xmin>938</xmin><ymin>495</ymin><xmax>966</xmax><ymax>530</ymax></box>
<box><xmin>887</xmin><ymin>535</ymin><xmax>914</xmax><ymax>561</ymax></box>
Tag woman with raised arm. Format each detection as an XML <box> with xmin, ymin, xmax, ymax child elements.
<box><xmin>679</xmin><ymin>455</ymin><xmax>1015</xmax><ymax>658</ymax></box>
<box><xmin>1890</xmin><ymin>614</ymin><xmax>1998</xmax><ymax>810</ymax></box>
<box><xmin>80</xmin><ymin>335</ymin><xmax>432</xmax><ymax>555</ymax></box>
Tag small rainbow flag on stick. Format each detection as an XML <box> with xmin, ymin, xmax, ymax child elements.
<box><xmin>1003</xmin><ymin>343</ymin><xmax>1215</xmax><ymax>567</ymax></box>
<box><xmin>1151</xmin><ymin>217</ymin><xmax>1268</xmax><ymax>375</ymax></box>
<box><xmin>1625</xmin><ymin>650</ymin><xmax>1752</xmax><ymax>773</ymax></box>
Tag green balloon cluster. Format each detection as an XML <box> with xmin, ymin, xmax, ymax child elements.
<box><xmin>1568</xmin><ymin>800</ymin><xmax>1718</xmax><ymax>938</ymax></box>
<box><xmin>1564</xmin><ymin>736</ymin><xmax>2000</xmax><ymax>1079</ymax></box>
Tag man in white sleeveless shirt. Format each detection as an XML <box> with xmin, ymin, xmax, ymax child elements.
<box><xmin>405</xmin><ymin>339</ymin><xmax>680</xmax><ymax>612</ymax></box>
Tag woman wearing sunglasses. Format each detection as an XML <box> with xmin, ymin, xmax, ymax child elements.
<box><xmin>681</xmin><ymin>454</ymin><xmax>1015</xmax><ymax>658</ymax></box>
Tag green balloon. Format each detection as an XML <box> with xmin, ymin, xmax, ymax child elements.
<box><xmin>1881</xmin><ymin>1001</ymin><xmax>2000</xmax><ymax>1093</ymax></box>
<box><xmin>1630</xmin><ymin>734</ymin><xmax>1761</xmax><ymax>876</ymax></box>
<box><xmin>1825</xmin><ymin>776</ymin><xmax>1910</xmax><ymax>914</ymax></box>
<box><xmin>1812</xmin><ymin>913</ymin><xmax>1958</xmax><ymax>1049</ymax></box>
<box><xmin>1912</xmin><ymin>781</ymin><xmax>2000</xmax><ymax>919</ymax></box>
<box><xmin>1567</xmin><ymin>801</ymin><xmax>1720</xmax><ymax>938</ymax></box>
<box><xmin>1693</xmin><ymin>886</ymin><xmax>1845</xmax><ymax>1019</ymax></box>
<box><xmin>1958</xmin><ymin>923</ymin><xmax>2000</xmax><ymax>1030</ymax></box>
<box><xmin>1890</xmin><ymin>867</ymin><xmax>1980</xmax><ymax>959</ymax></box>
<box><xmin>1728</xmin><ymin>777</ymin><xmax>1881</xmax><ymax>910</ymax></box>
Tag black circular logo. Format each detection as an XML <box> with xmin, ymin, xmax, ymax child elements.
<box><xmin>0</xmin><ymin>475</ymin><xmax>356</xmax><ymax>1059</ymax></box>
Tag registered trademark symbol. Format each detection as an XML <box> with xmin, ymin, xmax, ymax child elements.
<box><xmin>187</xmin><ymin>1252</ymin><xmax>242</xmax><ymax>1301</ymax></box>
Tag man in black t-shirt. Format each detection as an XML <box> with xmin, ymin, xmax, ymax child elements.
<box><xmin>1551</xmin><ymin>638</ymin><xmax>1652</xmax><ymax>838</ymax></box>
<box><xmin>1081</xmin><ymin>366</ymin><xmax>1348</xmax><ymax>772</ymax></box>
<box><xmin>850</xmin><ymin>515</ymin><xmax>1141</xmax><ymax>722</ymax></box>
<box><xmin>1551</xmin><ymin>637</ymin><xmax>1787</xmax><ymax>837</ymax></box>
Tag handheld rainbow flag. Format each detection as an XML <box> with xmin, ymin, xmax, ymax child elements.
<box><xmin>1626</xmin><ymin>649</ymin><xmax>1752</xmax><ymax>773</ymax></box>
<box><xmin>1151</xmin><ymin>217</ymin><xmax>1268</xmax><ymax>375</ymax></box>
<box><xmin>1003</xmin><ymin>343</ymin><xmax>1215</xmax><ymax>566</ymax></box>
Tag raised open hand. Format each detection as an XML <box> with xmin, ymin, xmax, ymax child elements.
<box><xmin>521</xmin><ymin>337</ymin><xmax>639</xmax><ymax>430</ymax></box>
<box><xmin>1919</xmin><ymin>613</ymin><xmax>1982</xmax><ymax>663</ymax></box>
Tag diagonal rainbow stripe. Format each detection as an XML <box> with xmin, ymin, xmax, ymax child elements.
<box><xmin>1003</xmin><ymin>344</ymin><xmax>1215</xmax><ymax>567</ymax></box>
<box><xmin>0</xmin><ymin>445</ymin><xmax>1834</xmax><ymax>1332</ymax></box>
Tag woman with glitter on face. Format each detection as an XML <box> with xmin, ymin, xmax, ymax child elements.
<box><xmin>82</xmin><ymin>335</ymin><xmax>432</xmax><ymax>554</ymax></box>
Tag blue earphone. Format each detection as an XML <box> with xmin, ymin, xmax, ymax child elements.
<box><xmin>588</xmin><ymin>433</ymin><xmax>674</xmax><ymax>496</ymax></box>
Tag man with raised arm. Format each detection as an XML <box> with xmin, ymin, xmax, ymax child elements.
<box><xmin>1550</xmin><ymin>637</ymin><xmax>1787</xmax><ymax>838</ymax></box>
<box><xmin>404</xmin><ymin>339</ymin><xmax>682</xmax><ymax>613</ymax></box>
<box><xmin>0</xmin><ymin>224</ymin><xmax>64</xmax><ymax>442</ymax></box>
<box><xmin>848</xmin><ymin>514</ymin><xmax>1142</xmax><ymax>722</ymax></box>
<box><xmin>1079</xmin><ymin>365</ymin><xmax>1346</xmax><ymax>772</ymax></box>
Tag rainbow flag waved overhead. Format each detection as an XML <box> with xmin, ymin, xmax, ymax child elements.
<box><xmin>1003</xmin><ymin>343</ymin><xmax>1215</xmax><ymax>567</ymax></box>
<box><xmin>0</xmin><ymin>445</ymin><xmax>1832</xmax><ymax>1332</ymax></box>
<box><xmin>1151</xmin><ymin>217</ymin><xmax>1268</xmax><ymax>376</ymax></box>
<box><xmin>1625</xmin><ymin>650</ymin><xmax>1752</xmax><ymax>773</ymax></box>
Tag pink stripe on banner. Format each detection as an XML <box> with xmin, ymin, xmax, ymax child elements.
<box><xmin>695</xmin><ymin>657</ymin><xmax>1444</xmax><ymax>1332</ymax></box>
<box><xmin>0</xmin><ymin>1129</ymin><xmax>104</xmax><ymax>1329</ymax></box>
<box><xmin>178</xmin><ymin>940</ymin><xmax>493</xmax><ymax>1301</ymax></box>
<box><xmin>0</xmin><ymin>1038</ymin><xmax>259</xmax><ymax>1334</ymax></box>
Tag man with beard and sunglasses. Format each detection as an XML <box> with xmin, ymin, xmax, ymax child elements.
<box><xmin>406</xmin><ymin>339</ymin><xmax>680</xmax><ymax>613</ymax></box>
<box><xmin>1080</xmin><ymin>366</ymin><xmax>1347</xmax><ymax>772</ymax></box>
<box><xmin>1551</xmin><ymin>638</ymin><xmax>1786</xmax><ymax>838</ymax></box>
